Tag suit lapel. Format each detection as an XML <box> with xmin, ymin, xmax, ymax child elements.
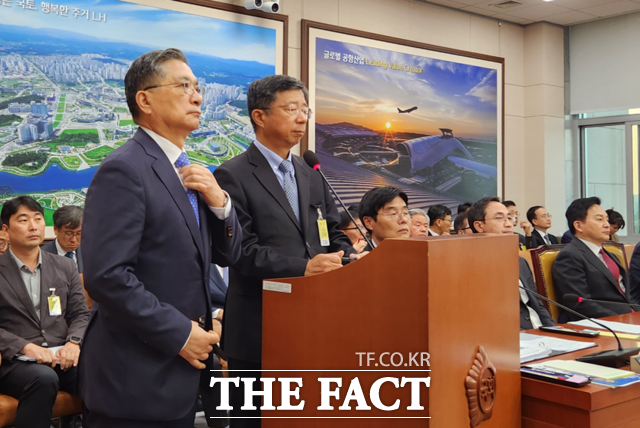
<box><xmin>293</xmin><ymin>156</ymin><xmax>310</xmax><ymax>239</ymax></box>
<box><xmin>0</xmin><ymin>252</ymin><xmax>39</xmax><ymax>323</ymax></box>
<box><xmin>248</xmin><ymin>144</ymin><xmax>302</xmax><ymax>234</ymax></box>
<box><xmin>135</xmin><ymin>130</ymin><xmax>206</xmax><ymax>263</ymax></box>
<box><xmin>574</xmin><ymin>240</ymin><xmax>620</xmax><ymax>289</ymax></box>
<box><xmin>39</xmin><ymin>252</ymin><xmax>52</xmax><ymax>326</ymax></box>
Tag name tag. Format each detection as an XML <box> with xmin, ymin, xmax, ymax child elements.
<box><xmin>48</xmin><ymin>288</ymin><xmax>61</xmax><ymax>316</ymax></box>
<box><xmin>316</xmin><ymin>207</ymin><xmax>330</xmax><ymax>247</ymax></box>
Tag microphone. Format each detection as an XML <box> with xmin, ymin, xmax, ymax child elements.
<box><xmin>519</xmin><ymin>286</ymin><xmax>640</xmax><ymax>368</ymax></box>
<box><xmin>303</xmin><ymin>150</ymin><xmax>374</xmax><ymax>251</ymax></box>
<box><xmin>564</xmin><ymin>293</ymin><xmax>640</xmax><ymax>310</ymax></box>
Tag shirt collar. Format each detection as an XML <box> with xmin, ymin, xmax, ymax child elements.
<box><xmin>140</xmin><ymin>126</ymin><xmax>185</xmax><ymax>166</ymax></box>
<box><xmin>55</xmin><ymin>238</ymin><xmax>74</xmax><ymax>257</ymax></box>
<box><xmin>534</xmin><ymin>228</ymin><xmax>547</xmax><ymax>238</ymax></box>
<box><xmin>429</xmin><ymin>228</ymin><xmax>439</xmax><ymax>236</ymax></box>
<box><xmin>9</xmin><ymin>248</ymin><xmax>42</xmax><ymax>273</ymax></box>
<box><xmin>577</xmin><ymin>237</ymin><xmax>601</xmax><ymax>256</ymax></box>
<box><xmin>252</xmin><ymin>139</ymin><xmax>292</xmax><ymax>172</ymax></box>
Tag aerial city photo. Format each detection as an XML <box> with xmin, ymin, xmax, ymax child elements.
<box><xmin>312</xmin><ymin>36</ymin><xmax>501</xmax><ymax>211</ymax></box>
<box><xmin>0</xmin><ymin>0</ymin><xmax>276</xmax><ymax>223</ymax></box>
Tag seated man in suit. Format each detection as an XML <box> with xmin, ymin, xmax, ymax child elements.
<box><xmin>427</xmin><ymin>204</ymin><xmax>452</xmax><ymax>236</ymax></box>
<box><xmin>468</xmin><ymin>197</ymin><xmax>555</xmax><ymax>330</ymax></box>
<box><xmin>553</xmin><ymin>197</ymin><xmax>637</xmax><ymax>322</ymax></box>
<box><xmin>526</xmin><ymin>205</ymin><xmax>558</xmax><ymax>248</ymax></box>
<box><xmin>453</xmin><ymin>212</ymin><xmax>473</xmax><ymax>235</ymax></box>
<box><xmin>359</xmin><ymin>187</ymin><xmax>410</xmax><ymax>250</ymax></box>
<box><xmin>409</xmin><ymin>208</ymin><xmax>429</xmax><ymax>238</ymax></box>
<box><xmin>41</xmin><ymin>205</ymin><xmax>83</xmax><ymax>273</ymax></box>
<box><xmin>503</xmin><ymin>200</ymin><xmax>533</xmax><ymax>248</ymax></box>
<box><xmin>0</xmin><ymin>196</ymin><xmax>90</xmax><ymax>428</ymax></box>
<box><xmin>339</xmin><ymin>209</ymin><xmax>367</xmax><ymax>253</ymax></box>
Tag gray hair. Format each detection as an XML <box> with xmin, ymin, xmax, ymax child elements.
<box><xmin>124</xmin><ymin>48</ymin><xmax>188</xmax><ymax>122</ymax></box>
<box><xmin>247</xmin><ymin>75</ymin><xmax>309</xmax><ymax>131</ymax></box>
<box><xmin>53</xmin><ymin>205</ymin><xmax>84</xmax><ymax>230</ymax></box>
<box><xmin>409</xmin><ymin>208</ymin><xmax>429</xmax><ymax>225</ymax></box>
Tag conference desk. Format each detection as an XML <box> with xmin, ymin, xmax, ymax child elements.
<box><xmin>522</xmin><ymin>312</ymin><xmax>640</xmax><ymax>428</ymax></box>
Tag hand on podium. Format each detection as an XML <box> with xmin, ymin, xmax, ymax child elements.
<box><xmin>304</xmin><ymin>251</ymin><xmax>344</xmax><ymax>276</ymax></box>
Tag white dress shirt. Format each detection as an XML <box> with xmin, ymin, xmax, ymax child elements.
<box><xmin>139</xmin><ymin>127</ymin><xmax>231</xmax><ymax>219</ymax></box>
<box><xmin>519</xmin><ymin>279</ymin><xmax>543</xmax><ymax>329</ymax></box>
<box><xmin>55</xmin><ymin>239</ymin><xmax>77</xmax><ymax>266</ymax></box>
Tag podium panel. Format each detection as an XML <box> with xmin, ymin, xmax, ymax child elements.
<box><xmin>262</xmin><ymin>234</ymin><xmax>521</xmax><ymax>427</ymax></box>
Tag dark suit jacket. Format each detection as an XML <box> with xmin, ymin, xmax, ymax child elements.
<box><xmin>41</xmin><ymin>239</ymin><xmax>83</xmax><ymax>274</ymax></box>
<box><xmin>627</xmin><ymin>241</ymin><xmax>640</xmax><ymax>305</ymax></box>
<box><xmin>519</xmin><ymin>257</ymin><xmax>555</xmax><ymax>329</ymax></box>
<box><xmin>0</xmin><ymin>250</ymin><xmax>89</xmax><ymax>378</ymax></box>
<box><xmin>209</xmin><ymin>264</ymin><xmax>227</xmax><ymax>311</ymax></box>
<box><xmin>214</xmin><ymin>143</ymin><xmax>355</xmax><ymax>363</ymax></box>
<box><xmin>561</xmin><ymin>230</ymin><xmax>573</xmax><ymax>244</ymax></box>
<box><xmin>79</xmin><ymin>128</ymin><xmax>242</xmax><ymax>421</ymax></box>
<box><xmin>552</xmin><ymin>237</ymin><xmax>635</xmax><ymax>322</ymax></box>
<box><xmin>527</xmin><ymin>229</ymin><xmax>558</xmax><ymax>249</ymax></box>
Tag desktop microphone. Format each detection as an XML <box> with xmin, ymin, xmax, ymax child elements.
<box><xmin>303</xmin><ymin>150</ymin><xmax>374</xmax><ymax>250</ymax></box>
<box><xmin>519</xmin><ymin>286</ymin><xmax>640</xmax><ymax>368</ymax></box>
<box><xmin>564</xmin><ymin>293</ymin><xmax>640</xmax><ymax>310</ymax></box>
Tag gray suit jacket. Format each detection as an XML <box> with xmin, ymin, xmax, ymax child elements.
<box><xmin>41</xmin><ymin>239</ymin><xmax>83</xmax><ymax>274</ymax></box>
<box><xmin>0</xmin><ymin>250</ymin><xmax>90</xmax><ymax>378</ymax></box>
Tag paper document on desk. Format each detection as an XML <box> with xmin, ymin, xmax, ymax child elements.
<box><xmin>520</xmin><ymin>333</ymin><xmax>597</xmax><ymax>363</ymax></box>
<box><xmin>534</xmin><ymin>360</ymin><xmax>634</xmax><ymax>380</ymax></box>
<box><xmin>569</xmin><ymin>319</ymin><xmax>640</xmax><ymax>335</ymax></box>
<box><xmin>15</xmin><ymin>345</ymin><xmax>63</xmax><ymax>363</ymax></box>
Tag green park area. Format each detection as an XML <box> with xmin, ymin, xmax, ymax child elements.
<box><xmin>119</xmin><ymin>120</ymin><xmax>136</xmax><ymax>127</ymax></box>
<box><xmin>55</xmin><ymin>114</ymin><xmax>63</xmax><ymax>120</ymax></box>
<box><xmin>0</xmin><ymin>114</ymin><xmax>21</xmax><ymax>127</ymax></box>
<box><xmin>84</xmin><ymin>146</ymin><xmax>114</xmax><ymax>160</ymax></box>
<box><xmin>57</xmin><ymin>103</ymin><xmax>65</xmax><ymax>113</ymax></box>
<box><xmin>42</xmin><ymin>129</ymin><xmax>99</xmax><ymax>150</ymax></box>
<box><xmin>114</xmin><ymin>107</ymin><xmax>129</xmax><ymax>113</ymax></box>
<box><xmin>2</xmin><ymin>151</ymin><xmax>48</xmax><ymax>171</ymax></box>
<box><xmin>0</xmin><ymin>94</ymin><xmax>43</xmax><ymax>109</ymax></box>
<box><xmin>63</xmin><ymin>156</ymin><xmax>81</xmax><ymax>166</ymax></box>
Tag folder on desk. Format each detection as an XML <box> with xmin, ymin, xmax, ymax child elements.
<box><xmin>539</xmin><ymin>360</ymin><xmax>635</xmax><ymax>380</ymax></box>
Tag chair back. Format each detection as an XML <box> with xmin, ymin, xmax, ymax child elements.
<box><xmin>625</xmin><ymin>245</ymin><xmax>635</xmax><ymax>267</ymax></box>
<box><xmin>519</xmin><ymin>250</ymin><xmax>534</xmax><ymax>276</ymax></box>
<box><xmin>530</xmin><ymin>245</ymin><xmax>565</xmax><ymax>322</ymax></box>
<box><xmin>602</xmin><ymin>240</ymin><xmax>628</xmax><ymax>270</ymax></box>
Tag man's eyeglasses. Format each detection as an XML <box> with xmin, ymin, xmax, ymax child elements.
<box><xmin>144</xmin><ymin>81</ymin><xmax>204</xmax><ymax>97</ymax></box>
<box><xmin>379</xmin><ymin>210</ymin><xmax>411</xmax><ymax>221</ymax></box>
<box><xmin>264</xmin><ymin>104</ymin><xmax>313</xmax><ymax>119</ymax></box>
<box><xmin>341</xmin><ymin>227</ymin><xmax>360</xmax><ymax>231</ymax></box>
<box><xmin>538</xmin><ymin>213</ymin><xmax>552</xmax><ymax>219</ymax></box>
<box><xmin>62</xmin><ymin>231</ymin><xmax>82</xmax><ymax>238</ymax></box>
<box><xmin>483</xmin><ymin>215</ymin><xmax>514</xmax><ymax>224</ymax></box>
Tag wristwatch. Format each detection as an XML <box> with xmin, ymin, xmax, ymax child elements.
<box><xmin>67</xmin><ymin>336</ymin><xmax>82</xmax><ymax>345</ymax></box>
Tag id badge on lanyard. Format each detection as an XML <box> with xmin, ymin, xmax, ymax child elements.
<box><xmin>48</xmin><ymin>288</ymin><xmax>62</xmax><ymax>316</ymax></box>
<box><xmin>316</xmin><ymin>206</ymin><xmax>330</xmax><ymax>246</ymax></box>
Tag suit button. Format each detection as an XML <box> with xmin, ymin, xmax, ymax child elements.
<box><xmin>306</xmin><ymin>242</ymin><xmax>311</xmax><ymax>248</ymax></box>
<box><xmin>41</xmin><ymin>329</ymin><xmax>46</xmax><ymax>334</ymax></box>
<box><xmin>227</xmin><ymin>226</ymin><xmax>233</xmax><ymax>238</ymax></box>
<box><xmin>525</xmin><ymin>316</ymin><xmax>530</xmax><ymax>320</ymax></box>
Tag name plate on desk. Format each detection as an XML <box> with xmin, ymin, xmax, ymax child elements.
<box><xmin>263</xmin><ymin>281</ymin><xmax>292</xmax><ymax>293</ymax></box>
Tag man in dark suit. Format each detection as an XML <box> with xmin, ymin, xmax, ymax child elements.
<box><xmin>427</xmin><ymin>204</ymin><xmax>451</xmax><ymax>236</ymax></box>
<box><xmin>0</xmin><ymin>196</ymin><xmax>90</xmax><ymax>428</ymax></box>
<box><xmin>214</xmin><ymin>75</ymin><xmax>355</xmax><ymax>427</ymax></box>
<box><xmin>467</xmin><ymin>197</ymin><xmax>555</xmax><ymax>329</ymax></box>
<box><xmin>526</xmin><ymin>205</ymin><xmax>558</xmax><ymax>248</ymax></box>
<box><xmin>358</xmin><ymin>186</ymin><xmax>410</xmax><ymax>251</ymax></box>
<box><xmin>41</xmin><ymin>205</ymin><xmax>83</xmax><ymax>273</ymax></box>
<box><xmin>629</xmin><ymin>241</ymin><xmax>640</xmax><ymax>305</ymax></box>
<box><xmin>503</xmin><ymin>200</ymin><xmax>534</xmax><ymax>249</ymax></box>
<box><xmin>553</xmin><ymin>197</ymin><xmax>636</xmax><ymax>322</ymax></box>
<box><xmin>79</xmin><ymin>48</ymin><xmax>242</xmax><ymax>428</ymax></box>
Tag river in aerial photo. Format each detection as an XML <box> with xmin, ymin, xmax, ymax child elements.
<box><xmin>0</xmin><ymin>163</ymin><xmax>97</xmax><ymax>194</ymax></box>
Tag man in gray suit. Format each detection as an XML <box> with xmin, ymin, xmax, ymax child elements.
<box><xmin>41</xmin><ymin>205</ymin><xmax>83</xmax><ymax>273</ymax></box>
<box><xmin>0</xmin><ymin>196</ymin><xmax>90</xmax><ymax>428</ymax></box>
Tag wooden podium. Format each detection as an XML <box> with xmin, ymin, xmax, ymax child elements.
<box><xmin>261</xmin><ymin>234</ymin><xmax>521</xmax><ymax>427</ymax></box>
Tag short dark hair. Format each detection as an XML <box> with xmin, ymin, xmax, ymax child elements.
<box><xmin>339</xmin><ymin>209</ymin><xmax>359</xmax><ymax>230</ymax></box>
<box><xmin>53</xmin><ymin>205</ymin><xmax>83</xmax><ymax>230</ymax></box>
<box><xmin>454</xmin><ymin>212</ymin><xmax>469</xmax><ymax>233</ymax></box>
<box><xmin>125</xmin><ymin>48</ymin><xmax>188</xmax><ymax>122</ymax></box>
<box><xmin>467</xmin><ymin>197</ymin><xmax>501</xmax><ymax>233</ymax></box>
<box><xmin>457</xmin><ymin>202</ymin><xmax>472</xmax><ymax>214</ymax></box>
<box><xmin>526</xmin><ymin>206</ymin><xmax>544</xmax><ymax>223</ymax></box>
<box><xmin>566</xmin><ymin>197</ymin><xmax>601</xmax><ymax>234</ymax></box>
<box><xmin>427</xmin><ymin>204</ymin><xmax>452</xmax><ymax>224</ymax></box>
<box><xmin>247</xmin><ymin>75</ymin><xmax>309</xmax><ymax>131</ymax></box>
<box><xmin>503</xmin><ymin>200</ymin><xmax>516</xmax><ymax>208</ymax></box>
<box><xmin>1</xmin><ymin>196</ymin><xmax>44</xmax><ymax>226</ymax></box>
<box><xmin>359</xmin><ymin>187</ymin><xmax>409</xmax><ymax>232</ymax></box>
<box><xmin>606</xmin><ymin>208</ymin><xmax>625</xmax><ymax>230</ymax></box>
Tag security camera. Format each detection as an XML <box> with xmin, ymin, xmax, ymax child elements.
<box><xmin>244</xmin><ymin>0</ymin><xmax>262</xmax><ymax>10</ymax></box>
<box><xmin>261</xmin><ymin>0</ymin><xmax>280</xmax><ymax>13</ymax></box>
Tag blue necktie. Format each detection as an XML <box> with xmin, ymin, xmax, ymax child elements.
<box><xmin>65</xmin><ymin>252</ymin><xmax>74</xmax><ymax>260</ymax></box>
<box><xmin>278</xmin><ymin>159</ymin><xmax>299</xmax><ymax>223</ymax></box>
<box><xmin>174</xmin><ymin>152</ymin><xmax>200</xmax><ymax>227</ymax></box>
